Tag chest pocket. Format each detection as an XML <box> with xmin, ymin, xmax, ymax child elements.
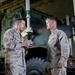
<box><xmin>54</xmin><ymin>34</ymin><xmax>61</xmax><ymax>50</ymax></box>
<box><xmin>48</xmin><ymin>35</ymin><xmax>57</xmax><ymax>47</ymax></box>
<box><xmin>14</xmin><ymin>33</ymin><xmax>23</xmax><ymax>44</ymax></box>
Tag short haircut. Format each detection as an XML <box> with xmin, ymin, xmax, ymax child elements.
<box><xmin>45</xmin><ymin>17</ymin><xmax>56</xmax><ymax>22</ymax></box>
<box><xmin>15</xmin><ymin>18</ymin><xmax>25</xmax><ymax>23</ymax></box>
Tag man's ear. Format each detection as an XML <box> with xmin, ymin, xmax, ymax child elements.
<box><xmin>15</xmin><ymin>21</ymin><xmax>20</xmax><ymax>25</ymax></box>
<box><xmin>14</xmin><ymin>21</ymin><xmax>20</xmax><ymax>28</ymax></box>
<box><xmin>51</xmin><ymin>20</ymin><xmax>54</xmax><ymax>25</ymax></box>
<box><xmin>52</xmin><ymin>20</ymin><xmax>56</xmax><ymax>25</ymax></box>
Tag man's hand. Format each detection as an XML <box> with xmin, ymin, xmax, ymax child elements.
<box><xmin>45</xmin><ymin>65</ymin><xmax>51</xmax><ymax>75</ymax></box>
<box><xmin>21</xmin><ymin>39</ymin><xmax>33</xmax><ymax>48</ymax></box>
<box><xmin>57</xmin><ymin>61</ymin><xmax>64</xmax><ymax>68</ymax></box>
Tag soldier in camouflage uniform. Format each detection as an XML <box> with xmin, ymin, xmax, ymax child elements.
<box><xmin>45</xmin><ymin>17</ymin><xmax>70</xmax><ymax>75</ymax></box>
<box><xmin>4</xmin><ymin>18</ymin><xmax>33</xmax><ymax>75</ymax></box>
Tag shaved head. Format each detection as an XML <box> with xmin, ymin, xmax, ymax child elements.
<box><xmin>14</xmin><ymin>18</ymin><xmax>26</xmax><ymax>33</ymax></box>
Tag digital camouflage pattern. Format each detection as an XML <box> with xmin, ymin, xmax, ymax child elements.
<box><xmin>4</xmin><ymin>28</ymin><xmax>26</xmax><ymax>75</ymax></box>
<box><xmin>48</xmin><ymin>29</ymin><xmax>70</xmax><ymax>75</ymax></box>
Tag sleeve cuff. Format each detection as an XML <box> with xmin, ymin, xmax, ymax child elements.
<box><xmin>59</xmin><ymin>57</ymin><xmax>68</xmax><ymax>63</ymax></box>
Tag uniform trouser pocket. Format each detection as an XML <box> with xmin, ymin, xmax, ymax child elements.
<box><xmin>51</xmin><ymin>67</ymin><xmax>66</xmax><ymax>75</ymax></box>
<box><xmin>6</xmin><ymin>62</ymin><xmax>26</xmax><ymax>75</ymax></box>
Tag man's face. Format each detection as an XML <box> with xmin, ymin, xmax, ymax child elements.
<box><xmin>46</xmin><ymin>19</ymin><xmax>54</xmax><ymax>30</ymax></box>
<box><xmin>19</xmin><ymin>20</ymin><xmax>26</xmax><ymax>32</ymax></box>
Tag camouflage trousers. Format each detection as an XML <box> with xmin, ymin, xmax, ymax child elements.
<box><xmin>6</xmin><ymin>62</ymin><xmax>26</xmax><ymax>75</ymax></box>
<box><xmin>51</xmin><ymin>67</ymin><xmax>66</xmax><ymax>75</ymax></box>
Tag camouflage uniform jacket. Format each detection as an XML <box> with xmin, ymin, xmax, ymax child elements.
<box><xmin>48</xmin><ymin>29</ymin><xmax>70</xmax><ymax>68</ymax></box>
<box><xmin>4</xmin><ymin>28</ymin><xmax>26</xmax><ymax>67</ymax></box>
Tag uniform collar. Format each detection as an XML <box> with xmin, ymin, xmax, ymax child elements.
<box><xmin>13</xmin><ymin>28</ymin><xmax>20</xmax><ymax>34</ymax></box>
<box><xmin>51</xmin><ymin>29</ymin><xmax>58</xmax><ymax>34</ymax></box>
